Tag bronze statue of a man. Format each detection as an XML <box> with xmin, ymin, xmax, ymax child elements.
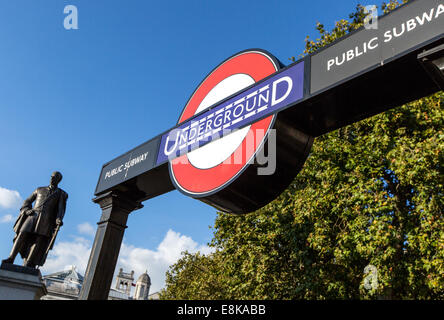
<box><xmin>2</xmin><ymin>171</ymin><xmax>68</xmax><ymax>268</ymax></box>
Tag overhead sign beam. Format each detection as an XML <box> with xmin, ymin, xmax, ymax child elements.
<box><xmin>94</xmin><ymin>0</ymin><xmax>443</xmax><ymax>203</ymax></box>
<box><xmin>310</xmin><ymin>0</ymin><xmax>443</xmax><ymax>94</ymax></box>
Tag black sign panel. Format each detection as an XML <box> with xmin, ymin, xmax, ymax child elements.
<box><xmin>311</xmin><ymin>0</ymin><xmax>444</xmax><ymax>94</ymax></box>
<box><xmin>95</xmin><ymin>137</ymin><xmax>160</xmax><ymax>194</ymax></box>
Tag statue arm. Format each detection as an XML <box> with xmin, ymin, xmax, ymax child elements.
<box><xmin>21</xmin><ymin>189</ymin><xmax>37</xmax><ymax>213</ymax></box>
<box><xmin>56</xmin><ymin>191</ymin><xmax>68</xmax><ymax>223</ymax></box>
<box><xmin>13</xmin><ymin>189</ymin><xmax>37</xmax><ymax>233</ymax></box>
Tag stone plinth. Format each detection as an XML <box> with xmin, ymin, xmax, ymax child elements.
<box><xmin>0</xmin><ymin>262</ymin><xmax>47</xmax><ymax>300</ymax></box>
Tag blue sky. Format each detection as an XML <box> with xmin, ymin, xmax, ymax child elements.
<box><xmin>0</xmin><ymin>0</ymin><xmax>385</xmax><ymax>293</ymax></box>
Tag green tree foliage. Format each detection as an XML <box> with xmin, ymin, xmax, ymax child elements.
<box><xmin>161</xmin><ymin>251</ymin><xmax>231</xmax><ymax>299</ymax></box>
<box><xmin>160</xmin><ymin>1</ymin><xmax>443</xmax><ymax>299</ymax></box>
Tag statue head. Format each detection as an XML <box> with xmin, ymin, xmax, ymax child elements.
<box><xmin>50</xmin><ymin>171</ymin><xmax>63</xmax><ymax>187</ymax></box>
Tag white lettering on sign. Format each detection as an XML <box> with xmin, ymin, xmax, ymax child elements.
<box><xmin>162</xmin><ymin>75</ymin><xmax>293</xmax><ymax>161</ymax></box>
<box><xmin>104</xmin><ymin>152</ymin><xmax>149</xmax><ymax>180</ymax></box>
<box><xmin>271</xmin><ymin>76</ymin><xmax>293</xmax><ymax>106</ymax></box>
<box><xmin>326</xmin><ymin>3</ymin><xmax>443</xmax><ymax>72</ymax></box>
<box><xmin>166</xmin><ymin>88</ymin><xmax>262</xmax><ymax>156</ymax></box>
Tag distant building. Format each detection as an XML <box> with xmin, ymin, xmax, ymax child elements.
<box><xmin>134</xmin><ymin>270</ymin><xmax>151</xmax><ymax>300</ymax></box>
<box><xmin>148</xmin><ymin>292</ymin><xmax>160</xmax><ymax>300</ymax></box>
<box><xmin>111</xmin><ymin>268</ymin><xmax>135</xmax><ymax>300</ymax></box>
<box><xmin>41</xmin><ymin>266</ymin><xmax>83</xmax><ymax>300</ymax></box>
<box><xmin>41</xmin><ymin>266</ymin><xmax>158</xmax><ymax>300</ymax></box>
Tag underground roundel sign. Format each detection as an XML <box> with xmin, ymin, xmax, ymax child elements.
<box><xmin>171</xmin><ymin>51</ymin><xmax>277</xmax><ymax>195</ymax></box>
<box><xmin>167</xmin><ymin>49</ymin><xmax>313</xmax><ymax>214</ymax></box>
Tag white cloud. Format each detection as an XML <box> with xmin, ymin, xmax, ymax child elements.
<box><xmin>40</xmin><ymin>229</ymin><xmax>213</xmax><ymax>296</ymax></box>
<box><xmin>41</xmin><ymin>237</ymin><xmax>92</xmax><ymax>276</ymax></box>
<box><xmin>0</xmin><ymin>187</ymin><xmax>22</xmax><ymax>210</ymax></box>
<box><xmin>0</xmin><ymin>214</ymin><xmax>14</xmax><ymax>223</ymax></box>
<box><xmin>77</xmin><ymin>222</ymin><xmax>96</xmax><ymax>236</ymax></box>
<box><xmin>116</xmin><ymin>229</ymin><xmax>214</xmax><ymax>294</ymax></box>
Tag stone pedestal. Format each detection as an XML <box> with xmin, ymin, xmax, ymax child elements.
<box><xmin>0</xmin><ymin>262</ymin><xmax>47</xmax><ymax>300</ymax></box>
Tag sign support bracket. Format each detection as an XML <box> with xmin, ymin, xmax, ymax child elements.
<box><xmin>79</xmin><ymin>191</ymin><xmax>143</xmax><ymax>300</ymax></box>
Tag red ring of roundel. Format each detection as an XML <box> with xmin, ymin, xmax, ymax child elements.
<box><xmin>170</xmin><ymin>51</ymin><xmax>278</xmax><ymax>196</ymax></box>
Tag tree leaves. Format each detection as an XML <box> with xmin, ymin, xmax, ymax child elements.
<box><xmin>160</xmin><ymin>1</ymin><xmax>443</xmax><ymax>300</ymax></box>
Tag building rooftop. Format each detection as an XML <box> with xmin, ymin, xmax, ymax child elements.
<box><xmin>137</xmin><ymin>271</ymin><xmax>151</xmax><ymax>284</ymax></box>
<box><xmin>43</xmin><ymin>265</ymin><xmax>84</xmax><ymax>284</ymax></box>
